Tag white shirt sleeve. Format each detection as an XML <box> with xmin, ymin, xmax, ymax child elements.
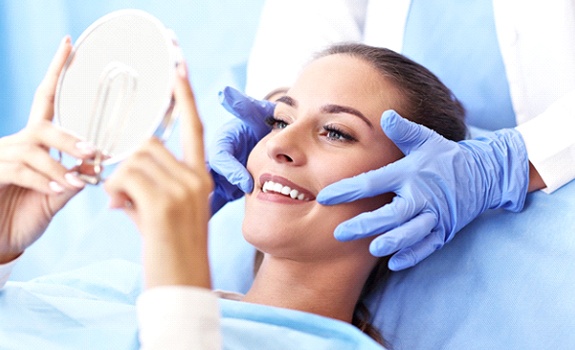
<box><xmin>0</xmin><ymin>257</ymin><xmax>20</xmax><ymax>288</ymax></box>
<box><xmin>515</xmin><ymin>90</ymin><xmax>575</xmax><ymax>193</ymax></box>
<box><xmin>137</xmin><ymin>286</ymin><xmax>221</xmax><ymax>350</ymax></box>
<box><xmin>245</xmin><ymin>0</ymin><xmax>368</xmax><ymax>98</ymax></box>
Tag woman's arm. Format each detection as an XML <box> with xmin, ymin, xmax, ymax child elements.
<box><xmin>104</xmin><ymin>63</ymin><xmax>221</xmax><ymax>349</ymax></box>
<box><xmin>105</xmin><ymin>64</ymin><xmax>212</xmax><ymax>289</ymax></box>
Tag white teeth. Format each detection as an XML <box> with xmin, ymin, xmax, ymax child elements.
<box><xmin>262</xmin><ymin>180</ymin><xmax>308</xmax><ymax>201</ymax></box>
<box><xmin>273</xmin><ymin>183</ymin><xmax>283</xmax><ymax>192</ymax></box>
<box><xmin>281</xmin><ymin>186</ymin><xmax>291</xmax><ymax>195</ymax></box>
<box><xmin>289</xmin><ymin>189</ymin><xmax>298</xmax><ymax>199</ymax></box>
<box><xmin>262</xmin><ymin>181</ymin><xmax>273</xmax><ymax>193</ymax></box>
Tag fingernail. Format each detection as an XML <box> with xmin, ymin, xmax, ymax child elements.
<box><xmin>389</xmin><ymin>253</ymin><xmax>413</xmax><ymax>271</ymax></box>
<box><xmin>316</xmin><ymin>192</ymin><xmax>328</xmax><ymax>204</ymax></box>
<box><xmin>239</xmin><ymin>179</ymin><xmax>254</xmax><ymax>194</ymax></box>
<box><xmin>49</xmin><ymin>181</ymin><xmax>65</xmax><ymax>193</ymax></box>
<box><xmin>75</xmin><ymin>141</ymin><xmax>96</xmax><ymax>155</ymax></box>
<box><xmin>60</xmin><ymin>35</ymin><xmax>71</xmax><ymax>47</ymax></box>
<box><xmin>65</xmin><ymin>172</ymin><xmax>85</xmax><ymax>188</ymax></box>
<box><xmin>334</xmin><ymin>226</ymin><xmax>352</xmax><ymax>242</ymax></box>
<box><xmin>177</xmin><ymin>61</ymin><xmax>188</xmax><ymax>78</ymax></box>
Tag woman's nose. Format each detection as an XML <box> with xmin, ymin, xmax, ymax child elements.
<box><xmin>265</xmin><ymin>126</ymin><xmax>306</xmax><ymax>165</ymax></box>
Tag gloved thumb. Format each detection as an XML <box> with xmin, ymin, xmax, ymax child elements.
<box><xmin>380</xmin><ymin>110</ymin><xmax>437</xmax><ymax>155</ymax></box>
<box><xmin>218</xmin><ymin>87</ymin><xmax>275</xmax><ymax>138</ymax></box>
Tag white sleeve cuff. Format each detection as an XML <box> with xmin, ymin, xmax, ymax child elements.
<box><xmin>0</xmin><ymin>256</ymin><xmax>20</xmax><ymax>288</ymax></box>
<box><xmin>136</xmin><ymin>286</ymin><xmax>221</xmax><ymax>350</ymax></box>
<box><xmin>516</xmin><ymin>90</ymin><xmax>575</xmax><ymax>193</ymax></box>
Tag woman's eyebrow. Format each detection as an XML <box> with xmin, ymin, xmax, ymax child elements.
<box><xmin>321</xmin><ymin>104</ymin><xmax>373</xmax><ymax>128</ymax></box>
<box><xmin>276</xmin><ymin>95</ymin><xmax>297</xmax><ymax>107</ymax></box>
<box><xmin>276</xmin><ymin>96</ymin><xmax>373</xmax><ymax>129</ymax></box>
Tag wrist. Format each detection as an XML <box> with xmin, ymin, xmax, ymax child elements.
<box><xmin>487</xmin><ymin>129</ymin><xmax>530</xmax><ymax>212</ymax></box>
<box><xmin>142</xmin><ymin>233</ymin><xmax>211</xmax><ymax>290</ymax></box>
<box><xmin>527</xmin><ymin>161</ymin><xmax>546</xmax><ymax>192</ymax></box>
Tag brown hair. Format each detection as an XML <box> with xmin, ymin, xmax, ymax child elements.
<box><xmin>316</xmin><ymin>43</ymin><xmax>467</xmax><ymax>142</ymax></box>
<box><xmin>315</xmin><ymin>43</ymin><xmax>467</xmax><ymax>346</ymax></box>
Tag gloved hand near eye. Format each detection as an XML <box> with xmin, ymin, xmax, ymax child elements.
<box><xmin>317</xmin><ymin>110</ymin><xmax>530</xmax><ymax>271</ymax></box>
<box><xmin>208</xmin><ymin>87</ymin><xmax>275</xmax><ymax>214</ymax></box>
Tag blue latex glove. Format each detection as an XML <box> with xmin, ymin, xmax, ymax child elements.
<box><xmin>317</xmin><ymin>110</ymin><xmax>530</xmax><ymax>271</ymax></box>
<box><xmin>209</xmin><ymin>87</ymin><xmax>275</xmax><ymax>214</ymax></box>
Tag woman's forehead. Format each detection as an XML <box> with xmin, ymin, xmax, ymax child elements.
<box><xmin>297</xmin><ymin>54</ymin><xmax>381</xmax><ymax>89</ymax></box>
<box><xmin>287</xmin><ymin>54</ymin><xmax>400</xmax><ymax>120</ymax></box>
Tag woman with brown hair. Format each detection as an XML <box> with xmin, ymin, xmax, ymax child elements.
<box><xmin>0</xmin><ymin>41</ymin><xmax>466</xmax><ymax>348</ymax></box>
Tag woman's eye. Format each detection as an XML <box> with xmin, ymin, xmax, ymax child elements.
<box><xmin>323</xmin><ymin>126</ymin><xmax>357</xmax><ymax>142</ymax></box>
<box><xmin>265</xmin><ymin>116</ymin><xmax>289</xmax><ymax>130</ymax></box>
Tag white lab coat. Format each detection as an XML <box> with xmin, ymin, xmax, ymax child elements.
<box><xmin>246</xmin><ymin>0</ymin><xmax>575</xmax><ymax>193</ymax></box>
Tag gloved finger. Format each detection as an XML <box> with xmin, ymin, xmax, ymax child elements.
<box><xmin>210</xmin><ymin>191</ymin><xmax>227</xmax><ymax>215</ymax></box>
<box><xmin>218</xmin><ymin>86</ymin><xmax>275</xmax><ymax>138</ymax></box>
<box><xmin>333</xmin><ymin>196</ymin><xmax>420</xmax><ymax>241</ymax></box>
<box><xmin>208</xmin><ymin>148</ymin><xmax>253</xmax><ymax>193</ymax></box>
<box><xmin>380</xmin><ymin>109</ymin><xmax>440</xmax><ymax>156</ymax></box>
<box><xmin>317</xmin><ymin>161</ymin><xmax>407</xmax><ymax>205</ymax></box>
<box><xmin>368</xmin><ymin>211</ymin><xmax>437</xmax><ymax>257</ymax></box>
<box><xmin>209</xmin><ymin>168</ymin><xmax>246</xmax><ymax>215</ymax></box>
<box><xmin>387</xmin><ymin>230</ymin><xmax>444</xmax><ymax>271</ymax></box>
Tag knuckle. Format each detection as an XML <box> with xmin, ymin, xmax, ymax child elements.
<box><xmin>183</xmin><ymin>172</ymin><xmax>213</xmax><ymax>198</ymax></box>
<box><xmin>18</xmin><ymin>142</ymin><xmax>36</xmax><ymax>155</ymax></box>
<box><xmin>129</xmin><ymin>149</ymin><xmax>153</xmax><ymax>165</ymax></box>
<box><xmin>24</xmin><ymin>120</ymin><xmax>50</xmax><ymax>140</ymax></box>
<box><xmin>11</xmin><ymin>162</ymin><xmax>26</xmax><ymax>174</ymax></box>
<box><xmin>23</xmin><ymin>122</ymin><xmax>41</xmax><ymax>136</ymax></box>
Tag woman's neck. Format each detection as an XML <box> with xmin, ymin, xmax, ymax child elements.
<box><xmin>242</xmin><ymin>253</ymin><xmax>374</xmax><ymax>323</ymax></box>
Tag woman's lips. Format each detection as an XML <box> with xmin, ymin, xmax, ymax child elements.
<box><xmin>258</xmin><ymin>174</ymin><xmax>316</xmax><ymax>202</ymax></box>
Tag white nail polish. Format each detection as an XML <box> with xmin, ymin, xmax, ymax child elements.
<box><xmin>49</xmin><ymin>181</ymin><xmax>64</xmax><ymax>193</ymax></box>
<box><xmin>65</xmin><ymin>172</ymin><xmax>85</xmax><ymax>188</ymax></box>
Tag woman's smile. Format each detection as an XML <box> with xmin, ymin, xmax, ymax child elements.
<box><xmin>257</xmin><ymin>173</ymin><xmax>316</xmax><ymax>204</ymax></box>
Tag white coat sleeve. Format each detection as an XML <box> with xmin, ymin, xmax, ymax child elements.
<box><xmin>245</xmin><ymin>0</ymin><xmax>368</xmax><ymax>98</ymax></box>
<box><xmin>137</xmin><ymin>286</ymin><xmax>221</xmax><ymax>350</ymax></box>
<box><xmin>515</xmin><ymin>90</ymin><xmax>575</xmax><ymax>193</ymax></box>
<box><xmin>493</xmin><ymin>0</ymin><xmax>575</xmax><ymax>193</ymax></box>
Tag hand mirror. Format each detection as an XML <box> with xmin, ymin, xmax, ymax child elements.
<box><xmin>55</xmin><ymin>9</ymin><xmax>180</xmax><ymax>184</ymax></box>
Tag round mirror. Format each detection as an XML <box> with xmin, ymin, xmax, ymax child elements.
<box><xmin>55</xmin><ymin>9</ymin><xmax>179</xmax><ymax>184</ymax></box>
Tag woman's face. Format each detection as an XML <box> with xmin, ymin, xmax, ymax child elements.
<box><xmin>243</xmin><ymin>54</ymin><xmax>404</xmax><ymax>262</ymax></box>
